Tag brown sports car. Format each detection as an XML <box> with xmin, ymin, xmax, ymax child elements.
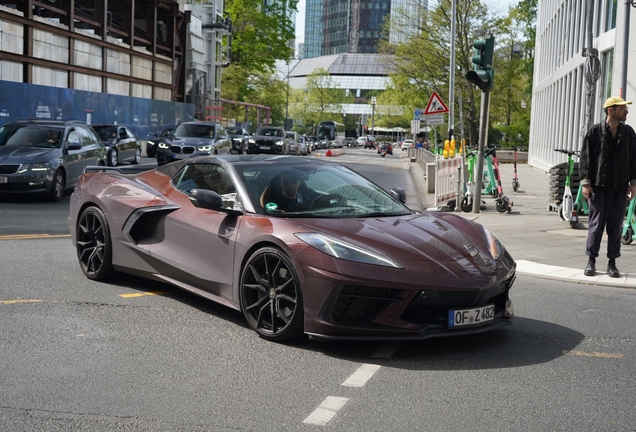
<box><xmin>68</xmin><ymin>156</ymin><xmax>515</xmax><ymax>342</ymax></box>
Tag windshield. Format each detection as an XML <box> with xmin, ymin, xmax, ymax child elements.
<box><xmin>92</xmin><ymin>125</ymin><xmax>118</xmax><ymax>140</ymax></box>
<box><xmin>0</xmin><ymin>125</ymin><xmax>64</xmax><ymax>148</ymax></box>
<box><xmin>226</xmin><ymin>127</ymin><xmax>243</xmax><ymax>134</ymax></box>
<box><xmin>316</xmin><ymin>125</ymin><xmax>333</xmax><ymax>140</ymax></box>
<box><xmin>256</xmin><ymin>128</ymin><xmax>283</xmax><ymax>137</ymax></box>
<box><xmin>236</xmin><ymin>163</ymin><xmax>412</xmax><ymax>218</ymax></box>
<box><xmin>174</xmin><ymin>124</ymin><xmax>215</xmax><ymax>138</ymax></box>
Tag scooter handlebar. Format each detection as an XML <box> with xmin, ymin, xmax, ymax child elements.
<box><xmin>554</xmin><ymin>148</ymin><xmax>580</xmax><ymax>157</ymax></box>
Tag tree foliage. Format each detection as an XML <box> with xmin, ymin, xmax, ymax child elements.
<box><xmin>289</xmin><ymin>68</ymin><xmax>352</xmax><ymax>133</ymax></box>
<box><xmin>378</xmin><ymin>0</ymin><xmax>536</xmax><ymax>147</ymax></box>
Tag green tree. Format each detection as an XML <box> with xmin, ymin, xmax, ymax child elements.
<box><xmin>289</xmin><ymin>68</ymin><xmax>351</xmax><ymax>133</ymax></box>
<box><xmin>225</xmin><ymin>0</ymin><xmax>297</xmax><ymax>72</ymax></box>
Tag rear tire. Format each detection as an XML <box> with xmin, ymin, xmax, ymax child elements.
<box><xmin>621</xmin><ymin>227</ymin><xmax>634</xmax><ymax>245</ymax></box>
<box><xmin>460</xmin><ymin>197</ymin><xmax>472</xmax><ymax>212</ymax></box>
<box><xmin>109</xmin><ymin>148</ymin><xmax>118</xmax><ymax>166</ymax></box>
<box><xmin>132</xmin><ymin>147</ymin><xmax>141</xmax><ymax>164</ymax></box>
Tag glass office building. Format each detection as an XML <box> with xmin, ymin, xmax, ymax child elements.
<box><xmin>304</xmin><ymin>0</ymin><xmax>393</xmax><ymax>58</ymax></box>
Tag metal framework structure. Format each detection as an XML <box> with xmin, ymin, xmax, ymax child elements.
<box><xmin>0</xmin><ymin>0</ymin><xmax>188</xmax><ymax>102</ymax></box>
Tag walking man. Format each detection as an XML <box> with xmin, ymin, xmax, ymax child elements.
<box><xmin>580</xmin><ymin>96</ymin><xmax>636</xmax><ymax>277</ymax></box>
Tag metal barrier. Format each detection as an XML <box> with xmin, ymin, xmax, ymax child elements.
<box><xmin>434</xmin><ymin>156</ymin><xmax>463</xmax><ymax>206</ymax></box>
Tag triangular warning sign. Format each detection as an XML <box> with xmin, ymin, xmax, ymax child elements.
<box><xmin>424</xmin><ymin>91</ymin><xmax>449</xmax><ymax>115</ymax></box>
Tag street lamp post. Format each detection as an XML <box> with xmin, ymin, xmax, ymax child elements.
<box><xmin>371</xmin><ymin>96</ymin><xmax>376</xmax><ymax>136</ymax></box>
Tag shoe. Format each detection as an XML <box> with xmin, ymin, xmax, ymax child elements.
<box><xmin>607</xmin><ymin>260</ymin><xmax>620</xmax><ymax>278</ymax></box>
<box><xmin>584</xmin><ymin>258</ymin><xmax>596</xmax><ymax>276</ymax></box>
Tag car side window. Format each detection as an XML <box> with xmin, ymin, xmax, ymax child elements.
<box><xmin>217</xmin><ymin>125</ymin><xmax>227</xmax><ymax>138</ymax></box>
<box><xmin>175</xmin><ymin>164</ymin><xmax>239</xmax><ymax>209</ymax></box>
<box><xmin>67</xmin><ymin>129</ymin><xmax>80</xmax><ymax>147</ymax></box>
<box><xmin>77</xmin><ymin>126</ymin><xmax>97</xmax><ymax>147</ymax></box>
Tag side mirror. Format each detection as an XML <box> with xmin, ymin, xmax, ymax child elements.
<box><xmin>390</xmin><ymin>187</ymin><xmax>407</xmax><ymax>204</ymax></box>
<box><xmin>188</xmin><ymin>189</ymin><xmax>243</xmax><ymax>216</ymax></box>
<box><xmin>67</xmin><ymin>142</ymin><xmax>82</xmax><ymax>150</ymax></box>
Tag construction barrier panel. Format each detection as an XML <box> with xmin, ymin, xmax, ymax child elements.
<box><xmin>434</xmin><ymin>156</ymin><xmax>463</xmax><ymax>207</ymax></box>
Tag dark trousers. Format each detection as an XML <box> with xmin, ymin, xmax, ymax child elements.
<box><xmin>586</xmin><ymin>186</ymin><xmax>627</xmax><ymax>259</ymax></box>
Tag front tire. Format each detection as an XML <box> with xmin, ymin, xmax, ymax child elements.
<box><xmin>47</xmin><ymin>169</ymin><xmax>65</xmax><ymax>202</ymax></box>
<box><xmin>460</xmin><ymin>197</ymin><xmax>472</xmax><ymax>212</ymax></box>
<box><xmin>76</xmin><ymin>206</ymin><xmax>116</xmax><ymax>281</ymax></box>
<box><xmin>240</xmin><ymin>247</ymin><xmax>304</xmax><ymax>342</ymax></box>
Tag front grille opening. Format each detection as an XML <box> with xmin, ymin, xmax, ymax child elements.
<box><xmin>401</xmin><ymin>279</ymin><xmax>512</xmax><ymax>326</ymax></box>
<box><xmin>331</xmin><ymin>286</ymin><xmax>401</xmax><ymax>323</ymax></box>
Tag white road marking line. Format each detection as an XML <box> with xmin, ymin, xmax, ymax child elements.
<box><xmin>372</xmin><ymin>341</ymin><xmax>403</xmax><ymax>358</ymax></box>
<box><xmin>342</xmin><ymin>363</ymin><xmax>381</xmax><ymax>387</ymax></box>
<box><xmin>303</xmin><ymin>396</ymin><xmax>349</xmax><ymax>426</ymax></box>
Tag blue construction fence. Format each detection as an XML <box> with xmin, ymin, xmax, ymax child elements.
<box><xmin>0</xmin><ymin>80</ymin><xmax>194</xmax><ymax>139</ymax></box>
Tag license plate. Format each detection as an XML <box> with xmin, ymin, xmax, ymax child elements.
<box><xmin>448</xmin><ymin>304</ymin><xmax>494</xmax><ymax>328</ymax></box>
<box><xmin>0</xmin><ymin>176</ymin><xmax>7</xmax><ymax>184</ymax></box>
<box><xmin>260</xmin><ymin>146</ymin><xmax>270</xmax><ymax>150</ymax></box>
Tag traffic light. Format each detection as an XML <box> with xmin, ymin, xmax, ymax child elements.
<box><xmin>466</xmin><ymin>36</ymin><xmax>494</xmax><ymax>91</ymax></box>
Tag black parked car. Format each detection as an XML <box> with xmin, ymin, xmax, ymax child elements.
<box><xmin>146</xmin><ymin>125</ymin><xmax>174</xmax><ymax>158</ymax></box>
<box><xmin>0</xmin><ymin>119</ymin><xmax>106</xmax><ymax>201</ymax></box>
<box><xmin>225</xmin><ymin>126</ymin><xmax>249</xmax><ymax>154</ymax></box>
<box><xmin>91</xmin><ymin>124</ymin><xmax>142</xmax><ymax>166</ymax></box>
<box><xmin>156</xmin><ymin>122</ymin><xmax>231</xmax><ymax>166</ymax></box>
<box><xmin>247</xmin><ymin>126</ymin><xmax>290</xmax><ymax>154</ymax></box>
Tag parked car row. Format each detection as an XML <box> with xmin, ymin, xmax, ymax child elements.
<box><xmin>0</xmin><ymin>119</ymin><xmax>108</xmax><ymax>201</ymax></box>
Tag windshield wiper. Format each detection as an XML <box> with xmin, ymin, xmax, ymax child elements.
<box><xmin>356</xmin><ymin>211</ymin><xmax>410</xmax><ymax>218</ymax></box>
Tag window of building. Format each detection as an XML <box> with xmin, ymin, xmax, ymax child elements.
<box><xmin>602</xmin><ymin>49</ymin><xmax>614</xmax><ymax>101</ymax></box>
<box><xmin>605</xmin><ymin>0</ymin><xmax>617</xmax><ymax>31</ymax></box>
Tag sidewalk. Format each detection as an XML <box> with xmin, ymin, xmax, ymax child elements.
<box><xmin>407</xmin><ymin>155</ymin><xmax>636</xmax><ymax>289</ymax></box>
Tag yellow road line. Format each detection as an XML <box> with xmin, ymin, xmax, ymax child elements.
<box><xmin>0</xmin><ymin>299</ymin><xmax>43</xmax><ymax>305</ymax></box>
<box><xmin>0</xmin><ymin>234</ymin><xmax>71</xmax><ymax>240</ymax></box>
<box><xmin>563</xmin><ymin>350</ymin><xmax>623</xmax><ymax>359</ymax></box>
<box><xmin>119</xmin><ymin>291</ymin><xmax>170</xmax><ymax>298</ymax></box>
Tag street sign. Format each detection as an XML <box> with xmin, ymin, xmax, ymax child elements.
<box><xmin>411</xmin><ymin>120</ymin><xmax>421</xmax><ymax>134</ymax></box>
<box><xmin>426</xmin><ymin>114</ymin><xmax>445</xmax><ymax>125</ymax></box>
<box><xmin>424</xmin><ymin>91</ymin><xmax>449</xmax><ymax>115</ymax></box>
<box><xmin>414</xmin><ymin>108</ymin><xmax>422</xmax><ymax>121</ymax></box>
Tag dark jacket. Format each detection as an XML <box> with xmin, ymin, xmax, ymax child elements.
<box><xmin>579</xmin><ymin>121</ymin><xmax>636</xmax><ymax>189</ymax></box>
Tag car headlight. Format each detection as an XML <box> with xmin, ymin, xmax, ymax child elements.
<box><xmin>198</xmin><ymin>145</ymin><xmax>212</xmax><ymax>151</ymax></box>
<box><xmin>248</xmin><ymin>138</ymin><xmax>255</xmax><ymax>143</ymax></box>
<box><xmin>18</xmin><ymin>162</ymin><xmax>51</xmax><ymax>173</ymax></box>
<box><xmin>482</xmin><ymin>227</ymin><xmax>504</xmax><ymax>260</ymax></box>
<box><xmin>276</xmin><ymin>141</ymin><xmax>283</xmax><ymax>146</ymax></box>
<box><xmin>158</xmin><ymin>142</ymin><xmax>169</xmax><ymax>149</ymax></box>
<box><xmin>295</xmin><ymin>232</ymin><xmax>404</xmax><ymax>268</ymax></box>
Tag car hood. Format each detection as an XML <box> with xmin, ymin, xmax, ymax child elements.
<box><xmin>294</xmin><ymin>212</ymin><xmax>507</xmax><ymax>282</ymax></box>
<box><xmin>0</xmin><ymin>146</ymin><xmax>60</xmax><ymax>163</ymax></box>
<box><xmin>165</xmin><ymin>137</ymin><xmax>216</xmax><ymax>146</ymax></box>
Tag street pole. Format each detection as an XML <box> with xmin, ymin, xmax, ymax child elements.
<box><xmin>473</xmin><ymin>90</ymin><xmax>491</xmax><ymax>213</ymax></box>
<box><xmin>448</xmin><ymin>0</ymin><xmax>456</xmax><ymax>143</ymax></box>
<box><xmin>371</xmin><ymin>97</ymin><xmax>376</xmax><ymax>136</ymax></box>
<box><xmin>620</xmin><ymin>0</ymin><xmax>635</xmax><ymax>99</ymax></box>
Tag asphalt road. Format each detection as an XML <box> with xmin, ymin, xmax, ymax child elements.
<box><xmin>1</xmin><ymin>149</ymin><xmax>635</xmax><ymax>430</ymax></box>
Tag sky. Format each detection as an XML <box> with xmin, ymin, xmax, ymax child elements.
<box><xmin>294</xmin><ymin>0</ymin><xmax>520</xmax><ymax>45</ymax></box>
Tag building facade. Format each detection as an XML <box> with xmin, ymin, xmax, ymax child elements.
<box><xmin>529</xmin><ymin>0</ymin><xmax>636</xmax><ymax>172</ymax></box>
<box><xmin>304</xmin><ymin>0</ymin><xmax>393</xmax><ymax>59</ymax></box>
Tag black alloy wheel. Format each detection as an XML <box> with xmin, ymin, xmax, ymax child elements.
<box><xmin>47</xmin><ymin>169</ymin><xmax>65</xmax><ymax>202</ymax></box>
<box><xmin>76</xmin><ymin>206</ymin><xmax>116</xmax><ymax>281</ymax></box>
<box><xmin>239</xmin><ymin>247</ymin><xmax>304</xmax><ymax>342</ymax></box>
